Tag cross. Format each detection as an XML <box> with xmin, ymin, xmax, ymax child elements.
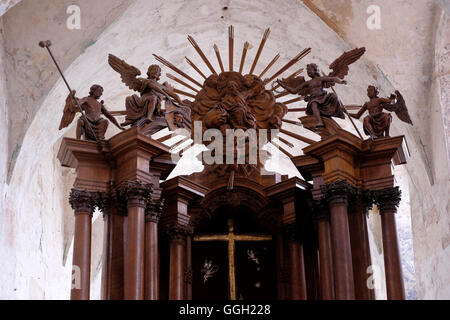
<box><xmin>194</xmin><ymin>219</ymin><xmax>272</xmax><ymax>300</ymax></box>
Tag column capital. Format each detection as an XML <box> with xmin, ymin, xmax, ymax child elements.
<box><xmin>146</xmin><ymin>198</ymin><xmax>165</xmax><ymax>223</ymax></box>
<box><xmin>282</xmin><ymin>223</ymin><xmax>301</xmax><ymax>241</ymax></box>
<box><xmin>69</xmin><ymin>189</ymin><xmax>98</xmax><ymax>215</ymax></box>
<box><xmin>309</xmin><ymin>198</ymin><xmax>330</xmax><ymax>221</ymax></box>
<box><xmin>97</xmin><ymin>191</ymin><xmax>127</xmax><ymax>217</ymax></box>
<box><xmin>321</xmin><ymin>180</ymin><xmax>357</xmax><ymax>207</ymax></box>
<box><xmin>165</xmin><ymin>224</ymin><xmax>193</xmax><ymax>245</ymax></box>
<box><xmin>120</xmin><ymin>181</ymin><xmax>153</xmax><ymax>208</ymax></box>
<box><xmin>372</xmin><ymin>187</ymin><xmax>402</xmax><ymax>213</ymax></box>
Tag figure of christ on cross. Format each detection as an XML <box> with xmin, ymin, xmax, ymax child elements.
<box><xmin>193</xmin><ymin>219</ymin><xmax>272</xmax><ymax>300</ymax></box>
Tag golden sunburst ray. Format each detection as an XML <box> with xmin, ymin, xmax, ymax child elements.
<box><xmin>249</xmin><ymin>28</ymin><xmax>270</xmax><ymax>75</ymax></box>
<box><xmin>166</xmin><ymin>73</ymin><xmax>199</xmax><ymax>93</ymax></box>
<box><xmin>239</xmin><ymin>41</ymin><xmax>250</xmax><ymax>74</ymax></box>
<box><xmin>258</xmin><ymin>53</ymin><xmax>280</xmax><ymax>78</ymax></box>
<box><xmin>153</xmin><ymin>54</ymin><xmax>203</xmax><ymax>88</ymax></box>
<box><xmin>213</xmin><ymin>44</ymin><xmax>225</xmax><ymax>73</ymax></box>
<box><xmin>228</xmin><ymin>25</ymin><xmax>234</xmax><ymax>72</ymax></box>
<box><xmin>187</xmin><ymin>35</ymin><xmax>217</xmax><ymax>75</ymax></box>
<box><xmin>185</xmin><ymin>57</ymin><xmax>207</xmax><ymax>79</ymax></box>
<box><xmin>265</xmin><ymin>48</ymin><xmax>311</xmax><ymax>84</ymax></box>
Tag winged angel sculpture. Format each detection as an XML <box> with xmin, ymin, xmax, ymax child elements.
<box><xmin>349</xmin><ymin>85</ymin><xmax>413</xmax><ymax>139</ymax></box>
<box><xmin>108</xmin><ymin>54</ymin><xmax>186</xmax><ymax>129</ymax></box>
<box><xmin>277</xmin><ymin>48</ymin><xmax>366</xmax><ymax>128</ymax></box>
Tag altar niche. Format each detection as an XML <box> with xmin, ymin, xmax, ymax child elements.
<box><xmin>192</xmin><ymin>206</ymin><xmax>276</xmax><ymax>301</ymax></box>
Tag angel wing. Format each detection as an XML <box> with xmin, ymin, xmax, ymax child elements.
<box><xmin>58</xmin><ymin>91</ymin><xmax>79</xmax><ymax>130</ymax></box>
<box><xmin>328</xmin><ymin>47</ymin><xmax>366</xmax><ymax>79</ymax></box>
<box><xmin>278</xmin><ymin>76</ymin><xmax>308</xmax><ymax>96</ymax></box>
<box><xmin>382</xmin><ymin>90</ymin><xmax>413</xmax><ymax>125</ymax></box>
<box><xmin>108</xmin><ymin>54</ymin><xmax>143</xmax><ymax>92</ymax></box>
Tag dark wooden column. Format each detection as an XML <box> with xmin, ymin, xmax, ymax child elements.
<box><xmin>374</xmin><ymin>187</ymin><xmax>405</xmax><ymax>300</ymax></box>
<box><xmin>160</xmin><ymin>177</ymin><xmax>208</xmax><ymax>300</ymax></box>
<box><xmin>348</xmin><ymin>193</ymin><xmax>375</xmax><ymax>300</ymax></box>
<box><xmin>185</xmin><ymin>235</ymin><xmax>193</xmax><ymax>300</ymax></box>
<box><xmin>144</xmin><ymin>198</ymin><xmax>163</xmax><ymax>300</ymax></box>
<box><xmin>121</xmin><ymin>181</ymin><xmax>152</xmax><ymax>300</ymax></box>
<box><xmin>312</xmin><ymin>199</ymin><xmax>335</xmax><ymax>300</ymax></box>
<box><xmin>69</xmin><ymin>189</ymin><xmax>96</xmax><ymax>300</ymax></box>
<box><xmin>322</xmin><ymin>180</ymin><xmax>355</xmax><ymax>300</ymax></box>
<box><xmin>167</xmin><ymin>225</ymin><xmax>191</xmax><ymax>300</ymax></box>
<box><xmin>284</xmin><ymin>223</ymin><xmax>308</xmax><ymax>300</ymax></box>
<box><xmin>275</xmin><ymin>234</ymin><xmax>289</xmax><ymax>300</ymax></box>
<box><xmin>265</xmin><ymin>177</ymin><xmax>310</xmax><ymax>300</ymax></box>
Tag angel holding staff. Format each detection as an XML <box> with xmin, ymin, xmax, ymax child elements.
<box><xmin>59</xmin><ymin>84</ymin><xmax>124</xmax><ymax>140</ymax></box>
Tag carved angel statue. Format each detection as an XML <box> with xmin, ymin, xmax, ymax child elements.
<box><xmin>108</xmin><ymin>54</ymin><xmax>185</xmax><ymax>128</ymax></box>
<box><xmin>58</xmin><ymin>84</ymin><xmax>123</xmax><ymax>141</ymax></box>
<box><xmin>349</xmin><ymin>85</ymin><xmax>413</xmax><ymax>139</ymax></box>
<box><xmin>276</xmin><ymin>47</ymin><xmax>366</xmax><ymax>127</ymax></box>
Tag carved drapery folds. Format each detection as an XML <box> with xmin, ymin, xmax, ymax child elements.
<box><xmin>69</xmin><ymin>189</ymin><xmax>99</xmax><ymax>214</ymax></box>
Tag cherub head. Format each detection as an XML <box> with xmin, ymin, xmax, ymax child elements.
<box><xmin>243</xmin><ymin>74</ymin><xmax>257</xmax><ymax>88</ymax></box>
<box><xmin>147</xmin><ymin>64</ymin><xmax>161</xmax><ymax>80</ymax></box>
<box><xmin>367</xmin><ymin>85</ymin><xmax>379</xmax><ymax>98</ymax></box>
<box><xmin>306</xmin><ymin>63</ymin><xmax>321</xmax><ymax>78</ymax></box>
<box><xmin>204</xmin><ymin>74</ymin><xmax>219</xmax><ymax>88</ymax></box>
<box><xmin>89</xmin><ymin>84</ymin><xmax>103</xmax><ymax>99</ymax></box>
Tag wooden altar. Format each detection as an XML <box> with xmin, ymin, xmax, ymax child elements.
<box><xmin>53</xmin><ymin>26</ymin><xmax>412</xmax><ymax>301</ymax></box>
<box><xmin>58</xmin><ymin>121</ymin><xmax>408</xmax><ymax>300</ymax></box>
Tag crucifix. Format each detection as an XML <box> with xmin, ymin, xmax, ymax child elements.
<box><xmin>193</xmin><ymin>219</ymin><xmax>272</xmax><ymax>300</ymax></box>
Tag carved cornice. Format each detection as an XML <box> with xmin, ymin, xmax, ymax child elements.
<box><xmin>371</xmin><ymin>187</ymin><xmax>402</xmax><ymax>213</ymax></box>
<box><xmin>320</xmin><ymin>180</ymin><xmax>357</xmax><ymax>206</ymax></box>
<box><xmin>146</xmin><ymin>198</ymin><xmax>165</xmax><ymax>223</ymax></box>
<box><xmin>120</xmin><ymin>181</ymin><xmax>153</xmax><ymax>208</ymax></box>
<box><xmin>69</xmin><ymin>189</ymin><xmax>98</xmax><ymax>215</ymax></box>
